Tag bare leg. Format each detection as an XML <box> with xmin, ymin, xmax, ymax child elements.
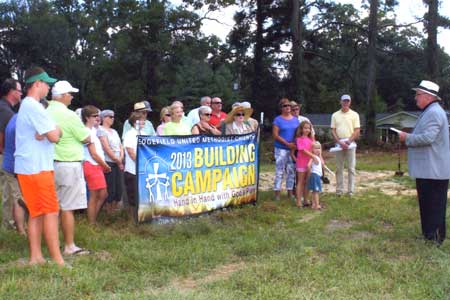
<box><xmin>61</xmin><ymin>210</ymin><xmax>75</xmax><ymax>251</ymax></box>
<box><xmin>87</xmin><ymin>190</ymin><xmax>98</xmax><ymax>224</ymax></box>
<box><xmin>94</xmin><ymin>189</ymin><xmax>108</xmax><ymax>217</ymax></box>
<box><xmin>274</xmin><ymin>190</ymin><xmax>281</xmax><ymax>201</ymax></box>
<box><xmin>296</xmin><ymin>172</ymin><xmax>306</xmax><ymax>207</ymax></box>
<box><xmin>303</xmin><ymin>170</ymin><xmax>311</xmax><ymax>205</ymax></box>
<box><xmin>88</xmin><ymin>189</ymin><xmax>108</xmax><ymax>224</ymax></box>
<box><xmin>13</xmin><ymin>203</ymin><xmax>27</xmax><ymax>235</ymax></box>
<box><xmin>27</xmin><ymin>215</ymin><xmax>45</xmax><ymax>265</ymax></box>
<box><xmin>311</xmin><ymin>192</ymin><xmax>321</xmax><ymax>210</ymax></box>
<box><xmin>43</xmin><ymin>212</ymin><xmax>64</xmax><ymax>265</ymax></box>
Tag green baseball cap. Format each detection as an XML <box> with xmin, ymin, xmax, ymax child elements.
<box><xmin>25</xmin><ymin>71</ymin><xmax>57</xmax><ymax>84</ymax></box>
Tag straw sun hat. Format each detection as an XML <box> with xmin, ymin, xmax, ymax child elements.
<box><xmin>224</xmin><ymin>106</ymin><xmax>253</xmax><ymax>124</ymax></box>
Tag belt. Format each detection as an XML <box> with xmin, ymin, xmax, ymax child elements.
<box><xmin>54</xmin><ymin>160</ymin><xmax>82</xmax><ymax>163</ymax></box>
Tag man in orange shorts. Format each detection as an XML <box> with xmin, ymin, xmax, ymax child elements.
<box><xmin>15</xmin><ymin>67</ymin><xmax>64</xmax><ymax>266</ymax></box>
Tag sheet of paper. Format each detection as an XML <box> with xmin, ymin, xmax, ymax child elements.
<box><xmin>389</xmin><ymin>127</ymin><xmax>401</xmax><ymax>134</ymax></box>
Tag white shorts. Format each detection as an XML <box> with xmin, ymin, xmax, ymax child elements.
<box><xmin>54</xmin><ymin>162</ymin><xmax>87</xmax><ymax>211</ymax></box>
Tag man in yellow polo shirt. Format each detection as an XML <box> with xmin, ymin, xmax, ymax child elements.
<box><xmin>47</xmin><ymin>80</ymin><xmax>91</xmax><ymax>255</ymax></box>
<box><xmin>331</xmin><ymin>94</ymin><xmax>360</xmax><ymax>196</ymax></box>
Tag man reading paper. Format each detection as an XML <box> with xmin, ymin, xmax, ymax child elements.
<box><xmin>399</xmin><ymin>80</ymin><xmax>450</xmax><ymax>245</ymax></box>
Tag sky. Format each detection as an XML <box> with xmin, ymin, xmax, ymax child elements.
<box><xmin>169</xmin><ymin>0</ymin><xmax>450</xmax><ymax>54</ymax></box>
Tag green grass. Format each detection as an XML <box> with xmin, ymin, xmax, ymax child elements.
<box><xmin>2</xmin><ymin>189</ymin><xmax>450</xmax><ymax>300</ymax></box>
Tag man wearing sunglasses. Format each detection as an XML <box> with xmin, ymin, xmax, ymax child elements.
<box><xmin>209</xmin><ymin>97</ymin><xmax>227</xmax><ymax>128</ymax></box>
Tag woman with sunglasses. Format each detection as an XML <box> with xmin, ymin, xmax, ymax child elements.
<box><xmin>156</xmin><ymin>106</ymin><xmax>171</xmax><ymax>136</ymax></box>
<box><xmin>191</xmin><ymin>106</ymin><xmax>221</xmax><ymax>135</ymax></box>
<box><xmin>224</xmin><ymin>105</ymin><xmax>254</xmax><ymax>134</ymax></box>
<box><xmin>98</xmin><ymin>109</ymin><xmax>124</xmax><ymax>214</ymax></box>
<box><xmin>272</xmin><ymin>98</ymin><xmax>300</xmax><ymax>201</ymax></box>
<box><xmin>81</xmin><ymin>105</ymin><xmax>111</xmax><ymax>224</ymax></box>
<box><xmin>162</xmin><ymin>102</ymin><xmax>191</xmax><ymax>135</ymax></box>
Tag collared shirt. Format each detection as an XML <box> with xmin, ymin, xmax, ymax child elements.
<box><xmin>47</xmin><ymin>100</ymin><xmax>90</xmax><ymax>161</ymax></box>
<box><xmin>0</xmin><ymin>98</ymin><xmax>15</xmax><ymax>133</ymax></box>
<box><xmin>209</xmin><ymin>111</ymin><xmax>227</xmax><ymax>127</ymax></box>
<box><xmin>330</xmin><ymin>108</ymin><xmax>360</xmax><ymax>139</ymax></box>
<box><xmin>15</xmin><ymin>97</ymin><xmax>56</xmax><ymax>174</ymax></box>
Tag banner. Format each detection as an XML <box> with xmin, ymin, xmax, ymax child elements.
<box><xmin>136</xmin><ymin>133</ymin><xmax>259</xmax><ymax>223</ymax></box>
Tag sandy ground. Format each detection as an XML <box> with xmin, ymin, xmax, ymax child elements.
<box><xmin>258</xmin><ymin>169</ymin><xmax>417</xmax><ymax>197</ymax></box>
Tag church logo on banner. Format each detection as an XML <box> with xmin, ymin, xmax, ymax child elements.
<box><xmin>136</xmin><ymin>133</ymin><xmax>259</xmax><ymax>223</ymax></box>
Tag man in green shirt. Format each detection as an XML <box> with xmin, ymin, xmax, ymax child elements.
<box><xmin>47</xmin><ymin>80</ymin><xmax>91</xmax><ymax>255</ymax></box>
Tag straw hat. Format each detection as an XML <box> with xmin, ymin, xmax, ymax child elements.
<box><xmin>224</xmin><ymin>105</ymin><xmax>253</xmax><ymax>124</ymax></box>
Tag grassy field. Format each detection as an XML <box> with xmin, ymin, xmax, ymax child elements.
<box><xmin>2</xmin><ymin>151</ymin><xmax>449</xmax><ymax>300</ymax></box>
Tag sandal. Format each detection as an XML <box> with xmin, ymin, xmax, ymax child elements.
<box><xmin>64</xmin><ymin>248</ymin><xmax>91</xmax><ymax>256</ymax></box>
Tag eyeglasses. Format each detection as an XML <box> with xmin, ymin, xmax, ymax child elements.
<box><xmin>282</xmin><ymin>104</ymin><xmax>291</xmax><ymax>108</ymax></box>
<box><xmin>212</xmin><ymin>102</ymin><xmax>222</xmax><ymax>105</ymax></box>
<box><xmin>165</xmin><ymin>114</ymin><xmax>171</xmax><ymax>117</ymax></box>
<box><xmin>203</xmin><ymin>113</ymin><xmax>212</xmax><ymax>117</ymax></box>
<box><xmin>106</xmin><ymin>116</ymin><xmax>114</xmax><ymax>118</ymax></box>
<box><xmin>235</xmin><ymin>113</ymin><xmax>245</xmax><ymax>117</ymax></box>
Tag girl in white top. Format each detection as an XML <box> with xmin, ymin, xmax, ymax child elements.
<box><xmin>307</xmin><ymin>141</ymin><xmax>325</xmax><ymax>210</ymax></box>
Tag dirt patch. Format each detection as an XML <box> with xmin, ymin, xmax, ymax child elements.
<box><xmin>172</xmin><ymin>261</ymin><xmax>246</xmax><ymax>291</ymax></box>
<box><xmin>258</xmin><ymin>170</ymin><xmax>417</xmax><ymax>197</ymax></box>
<box><xmin>325</xmin><ymin>219</ymin><xmax>355</xmax><ymax>232</ymax></box>
<box><xmin>348</xmin><ymin>231</ymin><xmax>375</xmax><ymax>240</ymax></box>
<box><xmin>297</xmin><ymin>213</ymin><xmax>321</xmax><ymax>223</ymax></box>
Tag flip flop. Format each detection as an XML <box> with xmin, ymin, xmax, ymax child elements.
<box><xmin>64</xmin><ymin>248</ymin><xmax>91</xmax><ymax>256</ymax></box>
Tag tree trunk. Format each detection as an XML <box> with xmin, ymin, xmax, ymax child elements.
<box><xmin>252</xmin><ymin>0</ymin><xmax>264</xmax><ymax>108</ymax></box>
<box><xmin>364</xmin><ymin>0</ymin><xmax>378</xmax><ymax>144</ymax></box>
<box><xmin>426</xmin><ymin>0</ymin><xmax>439</xmax><ymax>81</ymax></box>
<box><xmin>290</xmin><ymin>0</ymin><xmax>303</xmax><ymax>103</ymax></box>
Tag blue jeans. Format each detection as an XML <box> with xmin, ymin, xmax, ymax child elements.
<box><xmin>274</xmin><ymin>148</ymin><xmax>295</xmax><ymax>191</ymax></box>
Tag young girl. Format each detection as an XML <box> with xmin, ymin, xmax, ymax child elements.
<box><xmin>291</xmin><ymin>121</ymin><xmax>314</xmax><ymax>207</ymax></box>
<box><xmin>308</xmin><ymin>141</ymin><xmax>325</xmax><ymax>210</ymax></box>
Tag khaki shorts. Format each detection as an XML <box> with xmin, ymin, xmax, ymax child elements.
<box><xmin>54</xmin><ymin>162</ymin><xmax>87</xmax><ymax>211</ymax></box>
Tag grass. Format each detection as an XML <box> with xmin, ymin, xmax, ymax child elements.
<box><xmin>1</xmin><ymin>151</ymin><xmax>447</xmax><ymax>300</ymax></box>
<box><xmin>2</xmin><ymin>188</ymin><xmax>450</xmax><ymax>300</ymax></box>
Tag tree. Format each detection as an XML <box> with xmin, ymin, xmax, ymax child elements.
<box><xmin>364</xmin><ymin>0</ymin><xmax>379</xmax><ymax>143</ymax></box>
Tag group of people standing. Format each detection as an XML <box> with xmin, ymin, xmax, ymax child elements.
<box><xmin>272</xmin><ymin>79</ymin><xmax>449</xmax><ymax>247</ymax></box>
<box><xmin>0</xmin><ymin>67</ymin><xmax>260</xmax><ymax>266</ymax></box>
<box><xmin>272</xmin><ymin>96</ymin><xmax>360</xmax><ymax>209</ymax></box>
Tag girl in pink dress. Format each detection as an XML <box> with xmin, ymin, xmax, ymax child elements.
<box><xmin>291</xmin><ymin>121</ymin><xmax>315</xmax><ymax>207</ymax></box>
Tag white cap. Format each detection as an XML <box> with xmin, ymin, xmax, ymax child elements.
<box><xmin>52</xmin><ymin>80</ymin><xmax>79</xmax><ymax>96</ymax></box>
<box><xmin>341</xmin><ymin>94</ymin><xmax>351</xmax><ymax>101</ymax></box>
